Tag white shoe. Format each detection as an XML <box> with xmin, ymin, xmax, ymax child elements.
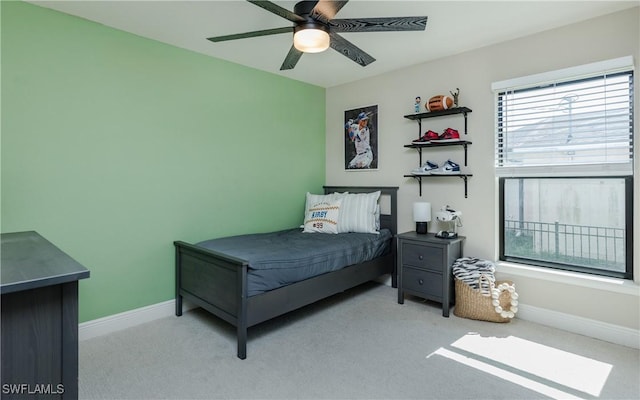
<box><xmin>411</xmin><ymin>161</ymin><xmax>439</xmax><ymax>175</ymax></box>
<box><xmin>430</xmin><ymin>160</ymin><xmax>461</xmax><ymax>175</ymax></box>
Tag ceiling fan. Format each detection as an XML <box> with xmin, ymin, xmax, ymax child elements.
<box><xmin>207</xmin><ymin>0</ymin><xmax>428</xmax><ymax>70</ymax></box>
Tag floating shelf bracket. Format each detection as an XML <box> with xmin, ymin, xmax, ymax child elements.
<box><xmin>404</xmin><ymin>174</ymin><xmax>472</xmax><ymax>198</ymax></box>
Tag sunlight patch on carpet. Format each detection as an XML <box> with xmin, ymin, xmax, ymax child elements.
<box><xmin>428</xmin><ymin>332</ymin><xmax>612</xmax><ymax>398</ymax></box>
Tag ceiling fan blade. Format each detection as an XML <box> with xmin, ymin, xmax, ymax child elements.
<box><xmin>207</xmin><ymin>27</ymin><xmax>292</xmax><ymax>42</ymax></box>
<box><xmin>310</xmin><ymin>0</ymin><xmax>349</xmax><ymax>23</ymax></box>
<box><xmin>280</xmin><ymin>45</ymin><xmax>304</xmax><ymax>70</ymax></box>
<box><xmin>246</xmin><ymin>0</ymin><xmax>305</xmax><ymax>23</ymax></box>
<box><xmin>329</xmin><ymin>32</ymin><xmax>375</xmax><ymax>67</ymax></box>
<box><xmin>330</xmin><ymin>16</ymin><xmax>428</xmax><ymax>33</ymax></box>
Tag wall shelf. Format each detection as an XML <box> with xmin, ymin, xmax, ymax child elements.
<box><xmin>404</xmin><ymin>107</ymin><xmax>472</xmax><ymax>136</ymax></box>
<box><xmin>403</xmin><ymin>174</ymin><xmax>473</xmax><ymax>198</ymax></box>
<box><xmin>403</xmin><ymin>106</ymin><xmax>473</xmax><ymax>197</ymax></box>
<box><xmin>404</xmin><ymin>140</ymin><xmax>473</xmax><ymax>166</ymax></box>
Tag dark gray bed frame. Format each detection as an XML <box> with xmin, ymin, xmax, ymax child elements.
<box><xmin>174</xmin><ymin>186</ymin><xmax>398</xmax><ymax>359</ymax></box>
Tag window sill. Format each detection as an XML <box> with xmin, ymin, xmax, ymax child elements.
<box><xmin>496</xmin><ymin>261</ymin><xmax>640</xmax><ymax>297</ymax></box>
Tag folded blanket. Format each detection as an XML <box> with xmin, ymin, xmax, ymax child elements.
<box><xmin>452</xmin><ymin>257</ymin><xmax>496</xmax><ymax>295</ymax></box>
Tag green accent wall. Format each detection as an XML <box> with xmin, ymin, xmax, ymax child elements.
<box><xmin>1</xmin><ymin>1</ymin><xmax>326</xmax><ymax>322</ymax></box>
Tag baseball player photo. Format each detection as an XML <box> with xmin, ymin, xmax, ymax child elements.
<box><xmin>344</xmin><ymin>105</ymin><xmax>378</xmax><ymax>170</ymax></box>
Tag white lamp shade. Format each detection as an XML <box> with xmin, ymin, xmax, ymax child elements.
<box><xmin>413</xmin><ymin>202</ymin><xmax>432</xmax><ymax>222</ymax></box>
<box><xmin>293</xmin><ymin>29</ymin><xmax>330</xmax><ymax>53</ymax></box>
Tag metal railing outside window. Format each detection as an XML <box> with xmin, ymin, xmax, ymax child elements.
<box><xmin>504</xmin><ymin>219</ymin><xmax>626</xmax><ymax>273</ymax></box>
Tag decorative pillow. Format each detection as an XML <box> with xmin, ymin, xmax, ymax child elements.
<box><xmin>303</xmin><ymin>199</ymin><xmax>342</xmax><ymax>234</ymax></box>
<box><xmin>337</xmin><ymin>191</ymin><xmax>381</xmax><ymax>234</ymax></box>
<box><xmin>303</xmin><ymin>192</ymin><xmax>348</xmax><ymax>226</ymax></box>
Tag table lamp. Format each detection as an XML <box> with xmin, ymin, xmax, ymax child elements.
<box><xmin>413</xmin><ymin>202</ymin><xmax>431</xmax><ymax>234</ymax></box>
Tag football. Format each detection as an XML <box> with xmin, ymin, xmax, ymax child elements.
<box><xmin>426</xmin><ymin>95</ymin><xmax>455</xmax><ymax>112</ymax></box>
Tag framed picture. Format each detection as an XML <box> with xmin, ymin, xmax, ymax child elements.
<box><xmin>344</xmin><ymin>105</ymin><xmax>378</xmax><ymax>170</ymax></box>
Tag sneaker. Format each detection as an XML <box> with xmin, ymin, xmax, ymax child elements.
<box><xmin>430</xmin><ymin>159</ymin><xmax>461</xmax><ymax>175</ymax></box>
<box><xmin>412</xmin><ymin>130</ymin><xmax>440</xmax><ymax>144</ymax></box>
<box><xmin>411</xmin><ymin>160</ymin><xmax>439</xmax><ymax>175</ymax></box>
<box><xmin>432</xmin><ymin>128</ymin><xmax>460</xmax><ymax>142</ymax></box>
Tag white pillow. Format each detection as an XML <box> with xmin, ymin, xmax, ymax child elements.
<box><xmin>303</xmin><ymin>199</ymin><xmax>342</xmax><ymax>234</ymax></box>
<box><xmin>303</xmin><ymin>192</ymin><xmax>348</xmax><ymax>225</ymax></box>
<box><xmin>337</xmin><ymin>191</ymin><xmax>381</xmax><ymax>234</ymax></box>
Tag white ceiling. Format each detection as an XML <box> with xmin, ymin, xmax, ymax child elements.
<box><xmin>28</xmin><ymin>0</ymin><xmax>638</xmax><ymax>88</ymax></box>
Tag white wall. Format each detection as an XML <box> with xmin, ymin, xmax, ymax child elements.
<box><xmin>326</xmin><ymin>7</ymin><xmax>640</xmax><ymax>337</ymax></box>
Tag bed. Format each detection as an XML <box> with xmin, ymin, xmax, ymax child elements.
<box><xmin>174</xmin><ymin>186</ymin><xmax>398</xmax><ymax>359</ymax></box>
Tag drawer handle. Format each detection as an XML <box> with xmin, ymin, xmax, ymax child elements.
<box><xmin>418</xmin><ymin>255</ymin><xmax>424</xmax><ymax>260</ymax></box>
<box><xmin>418</xmin><ymin>279</ymin><xmax>424</xmax><ymax>285</ymax></box>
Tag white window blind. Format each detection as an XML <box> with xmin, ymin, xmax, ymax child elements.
<box><xmin>493</xmin><ymin>57</ymin><xmax>634</xmax><ymax>177</ymax></box>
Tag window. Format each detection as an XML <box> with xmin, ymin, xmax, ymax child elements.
<box><xmin>493</xmin><ymin>57</ymin><xmax>634</xmax><ymax>279</ymax></box>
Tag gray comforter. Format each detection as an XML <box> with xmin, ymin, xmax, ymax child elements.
<box><xmin>197</xmin><ymin>228</ymin><xmax>392</xmax><ymax>296</ymax></box>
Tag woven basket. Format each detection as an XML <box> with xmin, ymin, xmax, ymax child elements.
<box><xmin>453</xmin><ymin>277</ymin><xmax>513</xmax><ymax>323</ymax></box>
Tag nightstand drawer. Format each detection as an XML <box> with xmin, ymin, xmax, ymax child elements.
<box><xmin>401</xmin><ymin>242</ymin><xmax>443</xmax><ymax>271</ymax></box>
<box><xmin>402</xmin><ymin>266</ymin><xmax>442</xmax><ymax>298</ymax></box>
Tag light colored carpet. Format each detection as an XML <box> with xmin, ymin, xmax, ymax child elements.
<box><xmin>79</xmin><ymin>282</ymin><xmax>639</xmax><ymax>399</ymax></box>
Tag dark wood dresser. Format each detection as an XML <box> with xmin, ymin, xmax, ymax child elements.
<box><xmin>1</xmin><ymin>231</ymin><xmax>90</xmax><ymax>399</ymax></box>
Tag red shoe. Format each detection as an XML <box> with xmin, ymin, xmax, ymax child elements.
<box><xmin>432</xmin><ymin>128</ymin><xmax>460</xmax><ymax>142</ymax></box>
<box><xmin>412</xmin><ymin>130</ymin><xmax>439</xmax><ymax>144</ymax></box>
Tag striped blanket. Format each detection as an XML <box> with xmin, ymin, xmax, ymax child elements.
<box><xmin>452</xmin><ymin>257</ymin><xmax>496</xmax><ymax>296</ymax></box>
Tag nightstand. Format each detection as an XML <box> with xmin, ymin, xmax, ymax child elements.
<box><xmin>397</xmin><ymin>231</ymin><xmax>464</xmax><ymax>317</ymax></box>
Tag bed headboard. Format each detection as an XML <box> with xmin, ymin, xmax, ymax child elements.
<box><xmin>323</xmin><ymin>186</ymin><xmax>398</xmax><ymax>236</ymax></box>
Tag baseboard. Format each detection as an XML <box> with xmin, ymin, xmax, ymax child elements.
<box><xmin>79</xmin><ymin>299</ymin><xmax>196</xmax><ymax>341</ymax></box>
<box><xmin>516</xmin><ymin>304</ymin><xmax>640</xmax><ymax>349</ymax></box>
<box><xmin>79</xmin><ymin>297</ymin><xmax>639</xmax><ymax>349</ymax></box>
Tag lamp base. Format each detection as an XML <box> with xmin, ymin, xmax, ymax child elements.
<box><xmin>415</xmin><ymin>222</ymin><xmax>428</xmax><ymax>234</ymax></box>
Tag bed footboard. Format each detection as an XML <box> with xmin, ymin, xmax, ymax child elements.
<box><xmin>174</xmin><ymin>240</ymin><xmax>250</xmax><ymax>358</ymax></box>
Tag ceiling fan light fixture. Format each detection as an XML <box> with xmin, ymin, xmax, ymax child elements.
<box><xmin>207</xmin><ymin>1</ymin><xmax>428</xmax><ymax>71</ymax></box>
<box><xmin>293</xmin><ymin>23</ymin><xmax>330</xmax><ymax>53</ymax></box>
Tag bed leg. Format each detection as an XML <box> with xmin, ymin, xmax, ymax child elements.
<box><xmin>391</xmin><ymin>266</ymin><xmax>398</xmax><ymax>288</ymax></box>
<box><xmin>236</xmin><ymin>264</ymin><xmax>248</xmax><ymax>359</ymax></box>
<box><xmin>175</xmin><ymin>294</ymin><xmax>183</xmax><ymax>317</ymax></box>
<box><xmin>237</xmin><ymin>326</ymin><xmax>247</xmax><ymax>360</ymax></box>
<box><xmin>392</xmin><ymin>240</ymin><xmax>398</xmax><ymax>288</ymax></box>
